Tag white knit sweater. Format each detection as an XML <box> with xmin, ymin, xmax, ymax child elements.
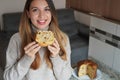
<box><xmin>4</xmin><ymin>33</ymin><xmax>73</xmax><ymax>80</ymax></box>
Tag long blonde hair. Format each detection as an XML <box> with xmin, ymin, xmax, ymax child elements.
<box><xmin>19</xmin><ymin>0</ymin><xmax>67</xmax><ymax>70</ymax></box>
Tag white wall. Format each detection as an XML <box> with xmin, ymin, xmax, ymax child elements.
<box><xmin>54</xmin><ymin>0</ymin><xmax>66</xmax><ymax>9</ymax></box>
<box><xmin>0</xmin><ymin>0</ymin><xmax>26</xmax><ymax>29</ymax></box>
<box><xmin>0</xmin><ymin>0</ymin><xmax>66</xmax><ymax>30</ymax></box>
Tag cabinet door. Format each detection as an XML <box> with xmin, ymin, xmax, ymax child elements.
<box><xmin>113</xmin><ymin>25</ymin><xmax>120</xmax><ymax>73</ymax></box>
<box><xmin>108</xmin><ymin>0</ymin><xmax>120</xmax><ymax>21</ymax></box>
<box><xmin>90</xmin><ymin>16</ymin><xmax>117</xmax><ymax>35</ymax></box>
<box><xmin>116</xmin><ymin>25</ymin><xmax>120</xmax><ymax>37</ymax></box>
<box><xmin>88</xmin><ymin>0</ymin><xmax>110</xmax><ymax>16</ymax></box>
<box><xmin>89</xmin><ymin>37</ymin><xmax>115</xmax><ymax>68</ymax></box>
<box><xmin>113</xmin><ymin>48</ymin><xmax>120</xmax><ymax>73</ymax></box>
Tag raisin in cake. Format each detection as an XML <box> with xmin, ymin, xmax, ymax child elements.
<box><xmin>35</xmin><ymin>31</ymin><xmax>55</xmax><ymax>47</ymax></box>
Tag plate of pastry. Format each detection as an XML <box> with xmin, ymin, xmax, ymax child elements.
<box><xmin>72</xmin><ymin>60</ymin><xmax>103</xmax><ymax>80</ymax></box>
<box><xmin>72</xmin><ymin>68</ymin><xmax>102</xmax><ymax>80</ymax></box>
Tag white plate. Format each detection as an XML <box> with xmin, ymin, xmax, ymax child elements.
<box><xmin>72</xmin><ymin>68</ymin><xmax>103</xmax><ymax>80</ymax></box>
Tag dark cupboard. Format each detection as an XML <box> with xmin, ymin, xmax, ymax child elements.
<box><xmin>66</xmin><ymin>0</ymin><xmax>120</xmax><ymax>21</ymax></box>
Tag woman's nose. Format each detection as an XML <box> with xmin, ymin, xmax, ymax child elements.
<box><xmin>38</xmin><ymin>11</ymin><xmax>45</xmax><ymax>18</ymax></box>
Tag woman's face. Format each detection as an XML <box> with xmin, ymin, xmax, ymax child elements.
<box><xmin>28</xmin><ymin>0</ymin><xmax>52</xmax><ymax>29</ymax></box>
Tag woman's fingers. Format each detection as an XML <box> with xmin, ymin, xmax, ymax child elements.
<box><xmin>24</xmin><ymin>41</ymin><xmax>41</xmax><ymax>58</ymax></box>
<box><xmin>25</xmin><ymin>43</ymin><xmax>39</xmax><ymax>53</ymax></box>
<box><xmin>48</xmin><ymin>39</ymin><xmax>60</xmax><ymax>57</ymax></box>
<box><xmin>30</xmin><ymin>45</ymin><xmax>41</xmax><ymax>54</ymax></box>
<box><xmin>53</xmin><ymin>38</ymin><xmax>59</xmax><ymax>48</ymax></box>
<box><xmin>24</xmin><ymin>41</ymin><xmax>36</xmax><ymax>50</ymax></box>
<box><xmin>48</xmin><ymin>46</ymin><xmax>56</xmax><ymax>53</ymax></box>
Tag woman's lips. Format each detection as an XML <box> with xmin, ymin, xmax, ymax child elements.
<box><xmin>37</xmin><ymin>20</ymin><xmax>46</xmax><ymax>25</ymax></box>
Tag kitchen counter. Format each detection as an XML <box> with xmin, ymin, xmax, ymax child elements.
<box><xmin>69</xmin><ymin>71</ymin><xmax>116</xmax><ymax>80</ymax></box>
<box><xmin>89</xmin><ymin>57</ymin><xmax>120</xmax><ymax>80</ymax></box>
<box><xmin>69</xmin><ymin>57</ymin><xmax>120</xmax><ymax>80</ymax></box>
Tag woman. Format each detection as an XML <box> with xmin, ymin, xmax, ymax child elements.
<box><xmin>4</xmin><ymin>0</ymin><xmax>73</xmax><ymax>80</ymax></box>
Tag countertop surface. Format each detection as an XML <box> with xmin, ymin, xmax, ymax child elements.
<box><xmin>70</xmin><ymin>57</ymin><xmax>119</xmax><ymax>80</ymax></box>
<box><xmin>69</xmin><ymin>69</ymin><xmax>116</xmax><ymax>80</ymax></box>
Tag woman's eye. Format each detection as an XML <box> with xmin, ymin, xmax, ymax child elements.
<box><xmin>32</xmin><ymin>8</ymin><xmax>39</xmax><ymax>12</ymax></box>
<box><xmin>33</xmin><ymin>9</ymin><xmax>37</xmax><ymax>12</ymax></box>
<box><xmin>45</xmin><ymin>8</ymin><xmax>50</xmax><ymax>11</ymax></box>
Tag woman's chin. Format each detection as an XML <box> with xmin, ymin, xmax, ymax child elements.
<box><xmin>37</xmin><ymin>26</ymin><xmax>49</xmax><ymax>31</ymax></box>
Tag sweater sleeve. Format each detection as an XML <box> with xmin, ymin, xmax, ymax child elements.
<box><xmin>50</xmin><ymin>35</ymin><xmax>73</xmax><ymax>80</ymax></box>
<box><xmin>4</xmin><ymin>33</ymin><xmax>35</xmax><ymax>80</ymax></box>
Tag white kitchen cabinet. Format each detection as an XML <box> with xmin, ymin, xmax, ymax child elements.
<box><xmin>116</xmin><ymin>25</ymin><xmax>120</xmax><ymax>37</ymax></box>
<box><xmin>89</xmin><ymin>37</ymin><xmax>115</xmax><ymax>68</ymax></box>
<box><xmin>89</xmin><ymin>16</ymin><xmax>120</xmax><ymax>72</ymax></box>
<box><xmin>90</xmin><ymin>16</ymin><xmax>117</xmax><ymax>35</ymax></box>
<box><xmin>113</xmin><ymin>48</ymin><xmax>120</xmax><ymax>73</ymax></box>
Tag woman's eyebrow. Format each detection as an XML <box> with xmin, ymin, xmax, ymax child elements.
<box><xmin>31</xmin><ymin>7</ymin><xmax>38</xmax><ymax>9</ymax></box>
<box><xmin>30</xmin><ymin>6</ymin><xmax>49</xmax><ymax>9</ymax></box>
<box><xmin>45</xmin><ymin>6</ymin><xmax>50</xmax><ymax>8</ymax></box>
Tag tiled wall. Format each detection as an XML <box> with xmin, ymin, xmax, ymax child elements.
<box><xmin>89</xmin><ymin>16</ymin><xmax>120</xmax><ymax>73</ymax></box>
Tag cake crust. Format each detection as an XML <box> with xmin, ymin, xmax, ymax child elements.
<box><xmin>77</xmin><ymin>59</ymin><xmax>98</xmax><ymax>79</ymax></box>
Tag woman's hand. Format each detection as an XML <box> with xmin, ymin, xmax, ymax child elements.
<box><xmin>48</xmin><ymin>39</ymin><xmax>60</xmax><ymax>58</ymax></box>
<box><xmin>24</xmin><ymin>41</ymin><xmax>41</xmax><ymax>58</ymax></box>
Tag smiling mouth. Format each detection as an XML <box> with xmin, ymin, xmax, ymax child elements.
<box><xmin>37</xmin><ymin>20</ymin><xmax>46</xmax><ymax>25</ymax></box>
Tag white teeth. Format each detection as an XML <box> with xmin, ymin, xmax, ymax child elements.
<box><xmin>39</xmin><ymin>20</ymin><xmax>45</xmax><ymax>22</ymax></box>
